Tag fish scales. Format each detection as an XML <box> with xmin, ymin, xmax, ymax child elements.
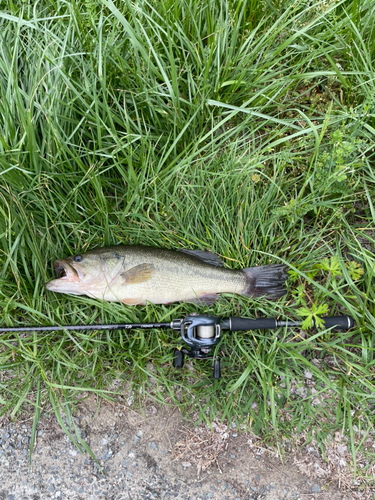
<box><xmin>101</xmin><ymin>247</ymin><xmax>245</xmax><ymax>303</ymax></box>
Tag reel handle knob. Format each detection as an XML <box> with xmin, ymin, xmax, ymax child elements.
<box><xmin>213</xmin><ymin>358</ymin><xmax>220</xmax><ymax>379</ymax></box>
<box><xmin>173</xmin><ymin>349</ymin><xmax>184</xmax><ymax>368</ymax></box>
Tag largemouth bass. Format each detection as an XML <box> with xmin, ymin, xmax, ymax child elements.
<box><xmin>45</xmin><ymin>246</ymin><xmax>287</xmax><ymax>305</ymax></box>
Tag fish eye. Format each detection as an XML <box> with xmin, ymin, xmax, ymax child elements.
<box><xmin>74</xmin><ymin>255</ymin><xmax>83</xmax><ymax>262</ymax></box>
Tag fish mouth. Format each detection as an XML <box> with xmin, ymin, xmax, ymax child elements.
<box><xmin>53</xmin><ymin>260</ymin><xmax>82</xmax><ymax>282</ymax></box>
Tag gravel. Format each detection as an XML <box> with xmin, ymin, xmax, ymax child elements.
<box><xmin>0</xmin><ymin>397</ymin><xmax>353</xmax><ymax>500</ymax></box>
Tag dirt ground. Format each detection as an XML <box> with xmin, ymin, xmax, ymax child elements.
<box><xmin>0</xmin><ymin>395</ymin><xmax>365</xmax><ymax>500</ymax></box>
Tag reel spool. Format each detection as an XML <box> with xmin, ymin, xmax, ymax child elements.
<box><xmin>196</xmin><ymin>324</ymin><xmax>216</xmax><ymax>339</ymax></box>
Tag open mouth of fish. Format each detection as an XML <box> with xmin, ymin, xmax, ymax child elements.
<box><xmin>54</xmin><ymin>260</ymin><xmax>82</xmax><ymax>282</ymax></box>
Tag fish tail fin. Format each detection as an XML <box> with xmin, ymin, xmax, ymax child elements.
<box><xmin>242</xmin><ymin>264</ymin><xmax>287</xmax><ymax>299</ymax></box>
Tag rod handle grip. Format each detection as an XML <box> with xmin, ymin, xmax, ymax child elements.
<box><xmin>318</xmin><ymin>316</ymin><xmax>355</xmax><ymax>330</ymax></box>
<box><xmin>225</xmin><ymin>317</ymin><xmax>277</xmax><ymax>331</ymax></box>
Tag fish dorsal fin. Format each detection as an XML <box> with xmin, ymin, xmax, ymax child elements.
<box><xmin>121</xmin><ymin>263</ymin><xmax>155</xmax><ymax>284</ymax></box>
<box><xmin>179</xmin><ymin>249</ymin><xmax>224</xmax><ymax>267</ymax></box>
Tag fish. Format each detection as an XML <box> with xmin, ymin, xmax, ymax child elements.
<box><xmin>45</xmin><ymin>246</ymin><xmax>287</xmax><ymax>305</ymax></box>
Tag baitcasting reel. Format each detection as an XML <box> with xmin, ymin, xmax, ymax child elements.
<box><xmin>171</xmin><ymin>315</ymin><xmax>223</xmax><ymax>378</ymax></box>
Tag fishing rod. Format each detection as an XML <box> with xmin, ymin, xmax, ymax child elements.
<box><xmin>0</xmin><ymin>314</ymin><xmax>355</xmax><ymax>379</ymax></box>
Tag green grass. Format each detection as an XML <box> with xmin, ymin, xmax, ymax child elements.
<box><xmin>1</xmin><ymin>0</ymin><xmax>375</xmax><ymax>485</ymax></box>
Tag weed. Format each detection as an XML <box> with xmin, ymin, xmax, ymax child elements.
<box><xmin>0</xmin><ymin>0</ymin><xmax>374</xmax><ymax>488</ymax></box>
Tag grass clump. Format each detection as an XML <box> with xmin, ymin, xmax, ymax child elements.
<box><xmin>0</xmin><ymin>0</ymin><xmax>375</xmax><ymax>489</ymax></box>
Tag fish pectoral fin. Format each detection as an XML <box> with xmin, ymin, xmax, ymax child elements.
<box><xmin>185</xmin><ymin>293</ymin><xmax>220</xmax><ymax>306</ymax></box>
<box><xmin>121</xmin><ymin>263</ymin><xmax>155</xmax><ymax>285</ymax></box>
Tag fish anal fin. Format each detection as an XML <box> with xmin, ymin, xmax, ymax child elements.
<box><xmin>179</xmin><ymin>249</ymin><xmax>223</xmax><ymax>267</ymax></box>
<box><xmin>185</xmin><ymin>293</ymin><xmax>220</xmax><ymax>306</ymax></box>
<box><xmin>121</xmin><ymin>298</ymin><xmax>145</xmax><ymax>305</ymax></box>
<box><xmin>121</xmin><ymin>263</ymin><xmax>155</xmax><ymax>285</ymax></box>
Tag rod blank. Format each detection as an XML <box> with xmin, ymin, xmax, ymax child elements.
<box><xmin>0</xmin><ymin>322</ymin><xmax>171</xmax><ymax>333</ymax></box>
